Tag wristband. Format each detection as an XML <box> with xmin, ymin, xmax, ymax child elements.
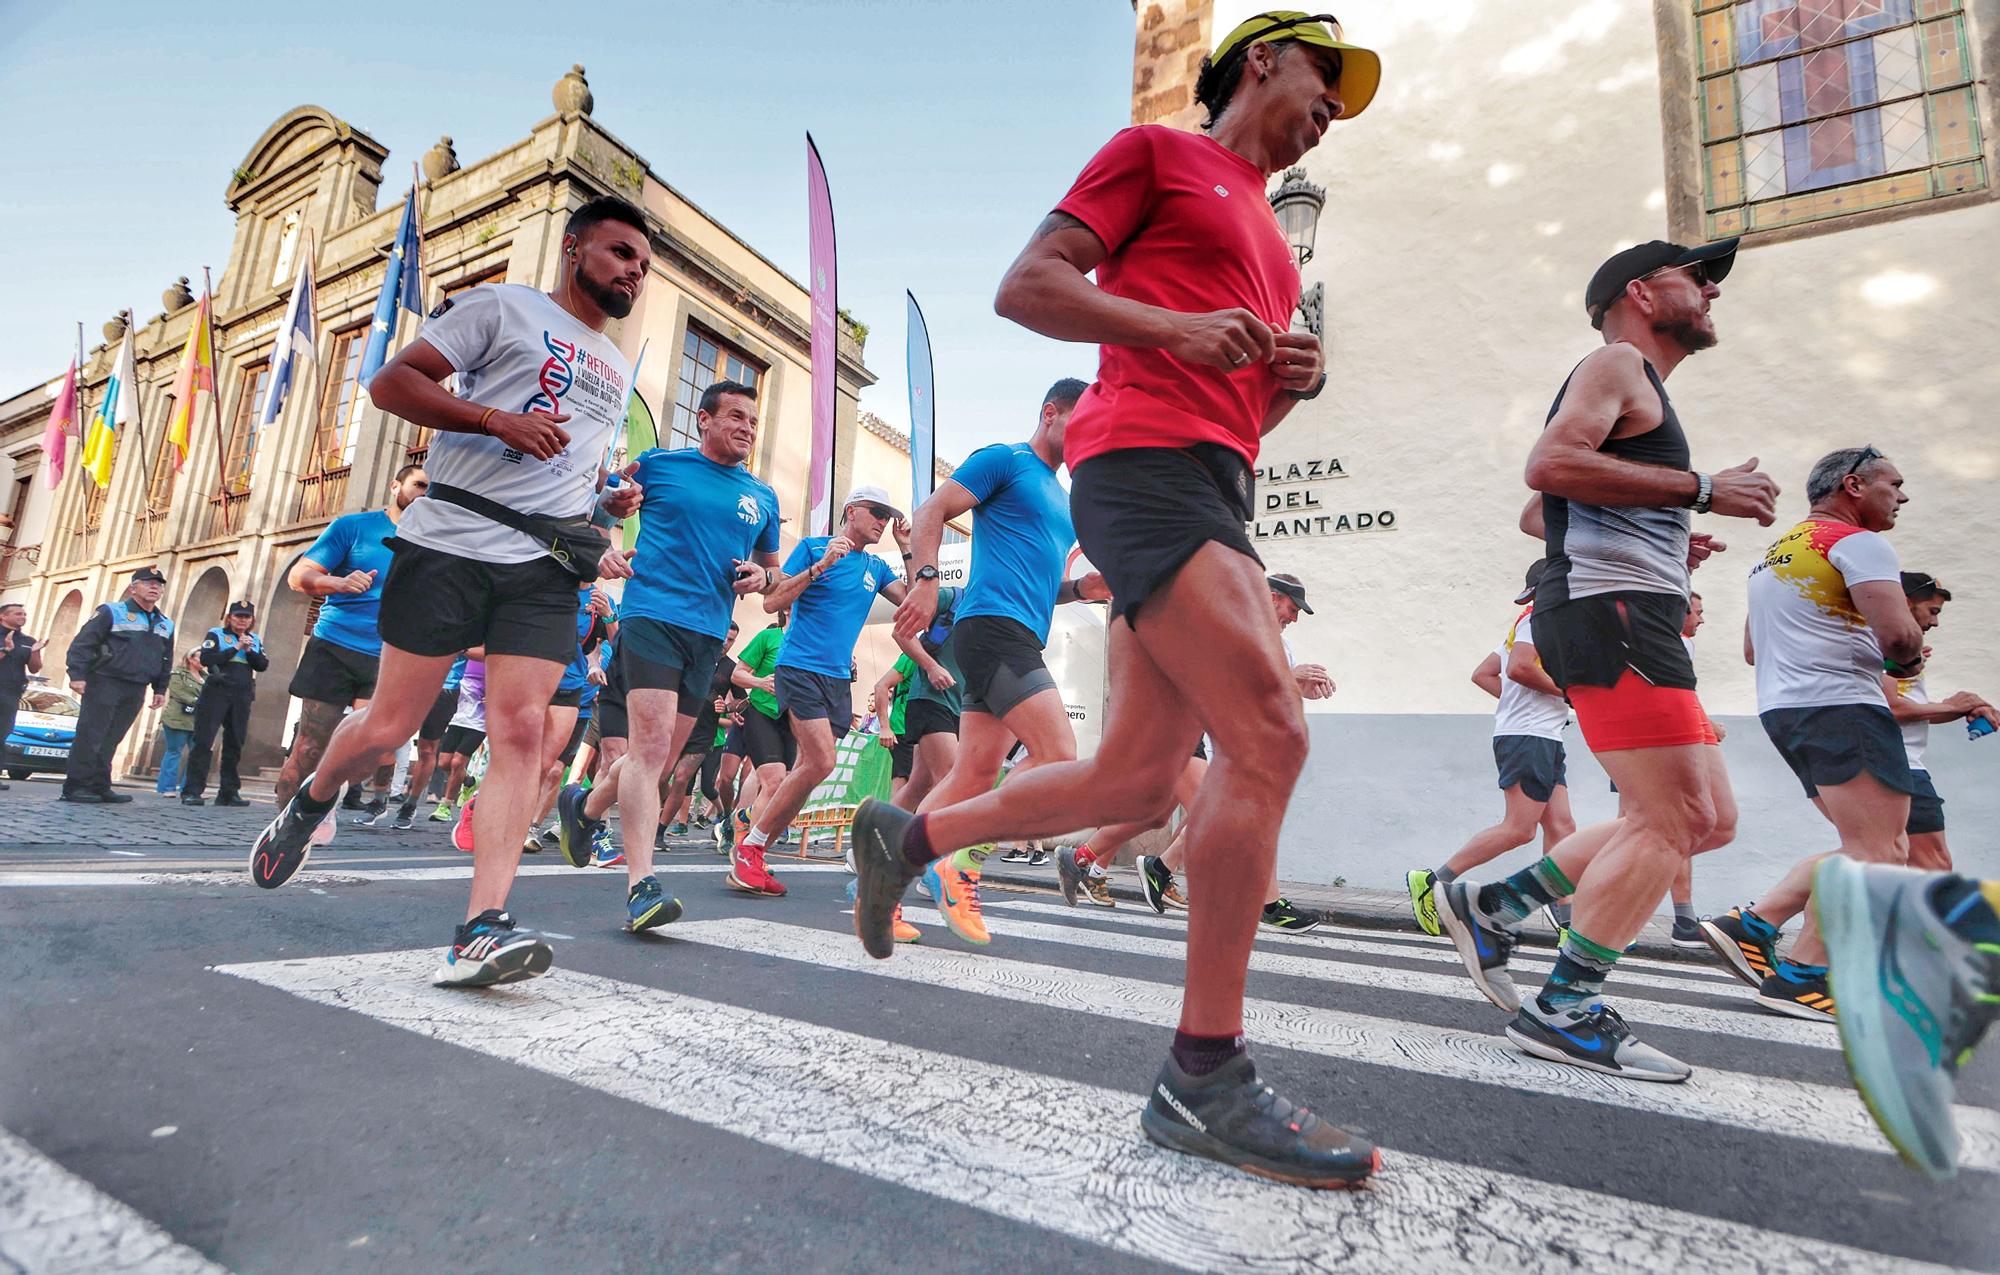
<box><xmin>1688</xmin><ymin>472</ymin><xmax>1713</xmax><ymax>514</ymax></box>
<box><xmin>1287</xmin><ymin>372</ymin><xmax>1328</xmax><ymax>401</ymax></box>
<box><xmin>478</xmin><ymin>406</ymin><xmax>499</xmax><ymax>435</ymax></box>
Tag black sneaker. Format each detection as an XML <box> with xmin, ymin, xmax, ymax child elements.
<box><xmin>1027</xmin><ymin>847</ymin><xmax>1051</xmax><ymax>867</ymax></box>
<box><xmin>1755</xmin><ymin>967</ymin><xmax>1837</xmax><ymax>1022</ymax></box>
<box><xmin>999</xmin><ymin>845</ymin><xmax>1031</xmax><ymax>863</ymax></box>
<box><xmin>181</xmin><ymin>793</ymin><xmax>206</xmax><ymax>807</ymax></box>
<box><xmin>433</xmin><ymin>910</ymin><xmax>554</xmax><ymax>987</ymax></box>
<box><xmin>1699</xmin><ymin>906</ymin><xmax>1781</xmax><ymax>988</ymax></box>
<box><xmin>1435</xmin><ymin>879</ymin><xmax>1522</xmax><ymax>1012</ymax></box>
<box><xmin>215</xmin><ymin>793</ymin><xmax>250</xmax><ymax>808</ymax></box>
<box><xmin>1261</xmin><ymin>898</ymin><xmax>1322</xmax><ymax>932</ymax></box>
<box><xmin>392</xmin><ymin>805</ymin><xmax>417</xmax><ymax>831</ymax></box>
<box><xmin>849</xmin><ymin>798</ymin><xmax>927</xmax><ymax>960</ymax></box>
<box><xmin>555</xmin><ymin>783</ymin><xmax>602</xmax><ymax>869</ymax></box>
<box><xmin>1140</xmin><ymin>1052</ymin><xmax>1379</xmax><ymax>1189</ymax></box>
<box><xmin>654</xmin><ymin>824</ymin><xmax>669</xmax><ymax>850</ymax></box>
<box><xmin>1669</xmin><ymin>915</ymin><xmax>1706</xmax><ymax>948</ymax></box>
<box><xmin>1504</xmin><ymin>999</ymin><xmax>1692</xmax><ymax>1082</ymax></box>
<box><xmin>1137</xmin><ymin>855</ymin><xmax>1174</xmax><ymax>915</ymax></box>
<box><xmin>1056</xmin><ymin>846</ymin><xmax>1087</xmax><ymax>906</ymax></box>
<box><xmin>248</xmin><ymin>779</ymin><xmax>333</xmax><ymax>889</ymax></box>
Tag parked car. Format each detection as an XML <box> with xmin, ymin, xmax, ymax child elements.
<box><xmin>5</xmin><ymin>683</ymin><xmax>79</xmax><ymax>779</ymax></box>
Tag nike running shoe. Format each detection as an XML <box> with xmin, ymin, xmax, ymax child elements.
<box><xmin>433</xmin><ymin>909</ymin><xmax>554</xmax><ymax>987</ymax></box>
<box><xmin>1504</xmin><ymin>999</ymin><xmax>1692</xmax><ymax>1083</ymax></box>
<box><xmin>429</xmin><ymin>800</ymin><xmax>455</xmax><ymax>823</ymax></box>
<box><xmin>922</xmin><ymin>855</ymin><xmax>990</xmax><ymax>946</ymax></box>
<box><xmin>1670</xmin><ymin>915</ymin><xmax>1706</xmax><ymax>947</ymax></box>
<box><xmin>1000</xmin><ymin>845</ymin><xmax>1031</xmax><ymax>863</ymax></box>
<box><xmin>848</xmin><ymin>798</ymin><xmax>927</xmax><ymax>960</ymax></box>
<box><xmin>554</xmin><ymin>783</ymin><xmax>603</xmax><ymax>869</ymax></box>
<box><xmin>1755</xmin><ymin>967</ymin><xmax>1837</xmax><ymax>1022</ymax></box>
<box><xmin>592</xmin><ymin>832</ymin><xmax>625</xmax><ymax>868</ymax></box>
<box><xmin>452</xmin><ymin>796</ymin><xmax>476</xmax><ymax>853</ymax></box>
<box><xmin>1406</xmin><ymin>869</ymin><xmax>1441</xmax><ymax>937</ymax></box>
<box><xmin>726</xmin><ymin>838</ymin><xmax>786</xmax><ymax>896</ymax></box>
<box><xmin>1816</xmin><ymin>858</ymin><xmax>2000</xmax><ymax>1180</ymax></box>
<box><xmin>626</xmin><ymin>875</ymin><xmax>684</xmax><ymax>933</ymax></box>
<box><xmin>1262</xmin><ymin>898</ymin><xmax>1320</xmax><ymax>931</ymax></box>
<box><xmin>1137</xmin><ymin>855</ymin><xmax>1175</xmax><ymax>914</ymax></box>
<box><xmin>392</xmin><ymin>805</ymin><xmax>417</xmax><ymax>831</ymax></box>
<box><xmin>1056</xmin><ymin>846</ymin><xmax>1087</xmax><ymax>906</ymax></box>
<box><xmin>1079</xmin><ymin>873</ymin><xmax>1117</xmax><ymax>908</ymax></box>
<box><xmin>249</xmin><ymin>779</ymin><xmax>335</xmax><ymax>889</ymax></box>
<box><xmin>892</xmin><ymin>905</ymin><xmax>922</xmax><ymax>945</ymax></box>
<box><xmin>1027</xmin><ymin>846</ymin><xmax>1050</xmax><ymax>867</ymax></box>
<box><xmin>1436</xmin><ymin>879</ymin><xmax>1522</xmax><ymax>1012</ymax></box>
<box><xmin>1141</xmin><ymin>1052</ymin><xmax>1379</xmax><ymax>1189</ymax></box>
<box><xmin>1699</xmin><ymin>906</ymin><xmax>1780</xmax><ymax>988</ymax></box>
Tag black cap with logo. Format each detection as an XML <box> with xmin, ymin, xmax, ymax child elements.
<box><xmin>227</xmin><ymin>599</ymin><xmax>256</xmax><ymax>617</ymax></box>
<box><xmin>1585</xmin><ymin>238</ymin><xmax>1740</xmax><ymax>330</ymax></box>
<box><xmin>1515</xmin><ymin>558</ymin><xmax>1549</xmax><ymax>605</ymax></box>
<box><xmin>130</xmin><ymin>566</ymin><xmax>166</xmax><ymax>584</ymax></box>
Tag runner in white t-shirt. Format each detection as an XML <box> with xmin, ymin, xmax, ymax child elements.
<box><xmin>1699</xmin><ymin>447</ymin><xmax>1926</xmax><ymax>1022</ymax></box>
<box><xmin>249</xmin><ymin>196</ymin><xmax>650</xmax><ymax>990</ymax></box>
<box><xmin>1407</xmin><ymin>561</ymin><xmax>1575</xmax><ymax>937</ymax></box>
<box><xmin>1879</xmin><ymin>573</ymin><xmax>1996</xmax><ymax>875</ymax></box>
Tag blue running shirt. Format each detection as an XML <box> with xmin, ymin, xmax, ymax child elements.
<box><xmin>618</xmin><ymin>448</ymin><xmax>782</xmax><ymax>640</ymax></box>
<box><xmin>302</xmin><ymin>509</ymin><xmax>397</xmax><ymax>657</ymax></box>
<box><xmin>775</xmin><ymin>537</ymin><xmax>899</xmax><ymax>677</ymax></box>
<box><xmin>951</xmin><ymin>443</ymin><xmax>1073</xmax><ymax>643</ymax></box>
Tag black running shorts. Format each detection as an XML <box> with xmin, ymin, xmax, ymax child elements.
<box><xmin>741</xmin><ymin>707</ymin><xmax>795</xmax><ymax>768</ymax></box>
<box><xmin>618</xmin><ymin>618</ymin><xmax>726</xmax><ymax>719</ymax></box>
<box><xmin>1068</xmin><ymin>442</ymin><xmax>1261</xmax><ymax>625</ymax></box>
<box><xmin>1907</xmin><ymin>768</ymin><xmax>1945</xmax><ymax>835</ymax></box>
<box><xmin>890</xmin><ymin>736</ymin><xmax>916</xmax><ymax>780</ymax></box>
<box><xmin>1493</xmin><ymin>735</ymin><xmax>1568</xmax><ymax>804</ymax></box>
<box><xmin>439</xmin><ymin>724</ymin><xmax>485</xmax><ymax>757</ymax></box>
<box><xmin>378</xmin><ymin>538</ymin><xmax>578</xmax><ymax>664</ymax></box>
<box><xmin>775</xmin><ymin>665</ymin><xmax>852</xmax><ymax>738</ymax></box>
<box><xmin>1760</xmin><ymin>702</ymin><xmax>1916</xmax><ymax>800</ymax></box>
<box><xmin>288</xmin><ymin>636</ymin><xmax>380</xmax><ymax>706</ymax></box>
<box><xmin>902</xmin><ymin>698</ymin><xmax>959</xmax><ymax>741</ymax></box>
<box><xmin>418</xmin><ymin>686</ymin><xmax>458</xmax><ymax>742</ymax></box>
<box><xmin>1529</xmin><ymin>591</ymin><xmax>1694</xmax><ymax>693</ymax></box>
<box><xmin>953</xmin><ymin>616</ymin><xmax>1056</xmax><ymax>718</ymax></box>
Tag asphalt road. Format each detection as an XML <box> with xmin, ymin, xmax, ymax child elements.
<box><xmin>2</xmin><ymin>780</ymin><xmax>1996</xmax><ymax>1274</ymax></box>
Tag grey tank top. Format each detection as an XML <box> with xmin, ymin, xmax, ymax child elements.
<box><xmin>1537</xmin><ymin>357</ymin><xmax>1691</xmax><ymax>606</ymax></box>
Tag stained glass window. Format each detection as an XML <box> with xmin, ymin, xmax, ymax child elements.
<box><xmin>1694</xmin><ymin>0</ymin><xmax>1984</xmax><ymax>237</ymax></box>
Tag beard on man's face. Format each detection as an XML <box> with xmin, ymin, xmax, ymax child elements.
<box><xmin>1656</xmin><ymin>302</ymin><xmax>1717</xmax><ymax>354</ymax></box>
<box><xmin>578</xmin><ymin>264</ymin><xmax>635</xmax><ymax>319</ymax></box>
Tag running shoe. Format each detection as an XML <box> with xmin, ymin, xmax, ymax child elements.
<box><xmin>1027</xmin><ymin>846</ymin><xmax>1050</xmax><ymax>867</ymax></box>
<box><xmin>392</xmin><ymin>805</ymin><xmax>417</xmax><ymax>831</ymax></box>
<box><xmin>1161</xmin><ymin>880</ymin><xmax>1189</xmax><ymax>910</ymax></box>
<box><xmin>521</xmin><ymin>830</ymin><xmax>544</xmax><ymax>854</ymax></box>
<box><xmin>892</xmin><ymin>905</ymin><xmax>922</xmax><ymax>945</ymax></box>
<box><xmin>1137</xmin><ymin>855</ymin><xmax>1175</xmax><ymax>915</ymax></box>
<box><xmin>655</xmin><ymin>825</ymin><xmax>669</xmax><ymax>851</ymax></box>
<box><xmin>1699</xmin><ymin>906</ymin><xmax>1780</xmax><ymax>988</ymax></box>
<box><xmin>1539</xmin><ymin>902</ymin><xmax>1569</xmax><ymax>933</ymax></box>
<box><xmin>1816</xmin><ymin>858</ymin><xmax>2000</xmax><ymax>1181</ymax></box>
<box><xmin>429</xmin><ymin>800</ymin><xmax>455</xmax><ymax>824</ymax></box>
<box><xmin>433</xmin><ymin>909</ymin><xmax>554</xmax><ymax>987</ymax></box>
<box><xmin>592</xmin><ymin>831</ymin><xmax>625</xmax><ymax>868</ymax></box>
<box><xmin>1406</xmin><ymin>869</ymin><xmax>1441</xmax><ymax>937</ymax></box>
<box><xmin>848</xmin><ymin>798</ymin><xmax>927</xmax><ymax>960</ymax></box>
<box><xmin>248</xmin><ymin>778</ymin><xmax>336</xmax><ymax>889</ymax></box>
<box><xmin>1669</xmin><ymin>915</ymin><xmax>1706</xmax><ymax>948</ymax></box>
<box><xmin>554</xmin><ymin>783</ymin><xmax>603</xmax><ymax>869</ymax></box>
<box><xmin>452</xmin><ymin>796</ymin><xmax>476</xmax><ymax>853</ymax></box>
<box><xmin>1000</xmin><ymin>845</ymin><xmax>1031</xmax><ymax>863</ymax></box>
<box><xmin>1755</xmin><ymin>966</ymin><xmax>1837</xmax><ymax>1022</ymax></box>
<box><xmin>1504</xmin><ymin>999</ymin><xmax>1692</xmax><ymax>1083</ymax></box>
<box><xmin>712</xmin><ymin>818</ymin><xmax>731</xmax><ymax>853</ymax></box>
<box><xmin>1140</xmin><ymin>1052</ymin><xmax>1379</xmax><ymax>1189</ymax></box>
<box><xmin>1261</xmin><ymin>898</ymin><xmax>1320</xmax><ymax>932</ymax></box>
<box><xmin>1079</xmin><ymin>873</ymin><xmax>1117</xmax><ymax>908</ymax></box>
<box><xmin>1436</xmin><ymin>879</ymin><xmax>1522</xmax><ymax>1012</ymax></box>
<box><xmin>667</xmin><ymin>821</ymin><xmax>689</xmax><ymax>837</ymax></box>
<box><xmin>922</xmin><ymin>854</ymin><xmax>990</xmax><ymax>946</ymax></box>
<box><xmin>726</xmin><ymin>838</ymin><xmax>786</xmax><ymax>896</ymax></box>
<box><xmin>1056</xmin><ymin>846</ymin><xmax>1087</xmax><ymax>906</ymax></box>
<box><xmin>626</xmin><ymin>876</ymin><xmax>684</xmax><ymax>933</ymax></box>
<box><xmin>353</xmin><ymin>801</ymin><xmax>395</xmax><ymax>828</ymax></box>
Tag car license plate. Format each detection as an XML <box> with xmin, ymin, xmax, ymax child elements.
<box><xmin>24</xmin><ymin>745</ymin><xmax>66</xmax><ymax>758</ymax></box>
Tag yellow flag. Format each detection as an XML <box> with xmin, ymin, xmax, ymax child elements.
<box><xmin>82</xmin><ymin>329</ymin><xmax>137</xmax><ymax>488</ymax></box>
<box><xmin>164</xmin><ymin>294</ymin><xmax>214</xmax><ymax>470</ymax></box>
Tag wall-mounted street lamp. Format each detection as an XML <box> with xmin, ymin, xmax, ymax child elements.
<box><xmin>1268</xmin><ymin>166</ymin><xmax>1326</xmax><ymax>340</ymax></box>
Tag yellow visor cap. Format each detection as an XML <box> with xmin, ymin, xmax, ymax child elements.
<box><xmin>1212</xmin><ymin>11</ymin><xmax>1381</xmax><ymax>119</ymax></box>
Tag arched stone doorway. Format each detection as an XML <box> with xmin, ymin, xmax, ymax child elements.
<box><xmin>40</xmin><ymin>588</ymin><xmax>85</xmax><ymax>689</ymax></box>
<box><xmin>245</xmin><ymin>554</ymin><xmax>314</xmax><ymax>775</ymax></box>
<box><xmin>177</xmin><ymin>566</ymin><xmax>232</xmax><ymax>652</ymax></box>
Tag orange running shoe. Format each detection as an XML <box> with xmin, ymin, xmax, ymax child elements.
<box><xmin>923</xmin><ymin>848</ymin><xmax>990</xmax><ymax>946</ymax></box>
<box><xmin>892</xmin><ymin>904</ymin><xmax>921</xmax><ymax>944</ymax></box>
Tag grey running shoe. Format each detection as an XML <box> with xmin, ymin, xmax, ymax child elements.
<box><xmin>392</xmin><ymin>805</ymin><xmax>417</xmax><ymax>831</ymax></box>
<box><xmin>1056</xmin><ymin>846</ymin><xmax>1087</xmax><ymax>906</ymax></box>
<box><xmin>1670</xmin><ymin>915</ymin><xmax>1706</xmax><ymax>947</ymax></box>
<box><xmin>1137</xmin><ymin>855</ymin><xmax>1174</xmax><ymax>914</ymax></box>
<box><xmin>849</xmin><ymin>798</ymin><xmax>926</xmax><ymax>960</ymax></box>
<box><xmin>1504</xmin><ymin>999</ymin><xmax>1692</xmax><ymax>1083</ymax></box>
<box><xmin>1437</xmin><ymin>879</ymin><xmax>1522</xmax><ymax>1012</ymax></box>
<box><xmin>1141</xmin><ymin>1052</ymin><xmax>1379</xmax><ymax>1189</ymax></box>
<box><xmin>1817</xmin><ymin>859</ymin><xmax>2000</xmax><ymax>1180</ymax></box>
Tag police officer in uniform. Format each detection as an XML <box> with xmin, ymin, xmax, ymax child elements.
<box><xmin>181</xmin><ymin>599</ymin><xmax>267</xmax><ymax>807</ymax></box>
<box><xmin>63</xmin><ymin>566</ymin><xmax>174</xmax><ymax>804</ymax></box>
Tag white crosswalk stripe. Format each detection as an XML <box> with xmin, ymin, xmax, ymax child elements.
<box><xmin>0</xmin><ymin>862</ymin><xmax>849</xmax><ymax>889</ymax></box>
<box><xmin>921</xmin><ymin>903</ymin><xmax>1835</xmax><ymax>1049</ymax></box>
<box><xmin>216</xmin><ymin>947</ymin><xmax>1972</xmax><ymax>1275</ymax></box>
<box><xmin>0</xmin><ymin>1127</ymin><xmax>226</xmax><ymax>1274</ymax></box>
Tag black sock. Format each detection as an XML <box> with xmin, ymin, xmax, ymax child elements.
<box><xmin>1170</xmin><ymin>1030</ymin><xmax>1247</xmax><ymax>1078</ymax></box>
<box><xmin>899</xmin><ymin>813</ymin><xmax>937</xmax><ymax>868</ymax></box>
<box><xmin>293</xmin><ymin>775</ymin><xmax>335</xmax><ymax>817</ymax></box>
<box><xmin>1931</xmin><ymin>876</ymin><xmax>2000</xmax><ymax>946</ymax></box>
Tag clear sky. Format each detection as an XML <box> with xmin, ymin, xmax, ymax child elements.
<box><xmin>0</xmin><ymin>0</ymin><xmax>1136</xmax><ymax>466</ymax></box>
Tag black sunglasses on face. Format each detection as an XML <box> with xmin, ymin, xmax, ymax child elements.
<box><xmin>1640</xmin><ymin>261</ymin><xmax>1711</xmax><ymax>289</ymax></box>
<box><xmin>860</xmin><ymin>503</ymin><xmax>894</xmax><ymax>520</ymax></box>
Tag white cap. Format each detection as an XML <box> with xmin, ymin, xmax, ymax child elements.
<box><xmin>842</xmin><ymin>484</ymin><xmax>904</xmax><ymax>520</ymax></box>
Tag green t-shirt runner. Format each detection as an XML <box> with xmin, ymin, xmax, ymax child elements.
<box><xmin>738</xmin><ymin>624</ymin><xmax>785</xmax><ymax>719</ymax></box>
<box><xmin>887</xmin><ymin>653</ymin><xmax>917</xmax><ymax>734</ymax></box>
<box><xmin>904</xmin><ymin>585</ymin><xmax>964</xmax><ymax>717</ymax></box>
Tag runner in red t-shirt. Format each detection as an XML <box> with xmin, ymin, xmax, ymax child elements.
<box><xmin>849</xmin><ymin>11</ymin><xmax>1383</xmax><ymax>1188</ymax></box>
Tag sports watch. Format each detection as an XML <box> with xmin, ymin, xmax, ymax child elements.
<box><xmin>913</xmin><ymin>564</ymin><xmax>941</xmax><ymax>583</ymax></box>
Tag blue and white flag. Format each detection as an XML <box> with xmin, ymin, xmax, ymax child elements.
<box><xmin>359</xmin><ymin>185</ymin><xmax>424</xmax><ymax>387</ymax></box>
<box><xmin>259</xmin><ymin>241</ymin><xmax>317</xmax><ymax>432</ymax></box>
<box><xmin>906</xmin><ymin>290</ymin><xmax>935</xmax><ymax>508</ymax></box>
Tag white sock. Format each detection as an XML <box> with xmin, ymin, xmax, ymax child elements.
<box><xmin>743</xmin><ymin>827</ymin><xmax>770</xmax><ymax>849</ymax></box>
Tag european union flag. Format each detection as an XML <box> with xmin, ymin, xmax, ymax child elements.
<box><xmin>359</xmin><ymin>184</ymin><xmax>425</xmax><ymax>387</ymax></box>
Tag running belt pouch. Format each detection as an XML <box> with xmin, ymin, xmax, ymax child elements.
<box><xmin>426</xmin><ymin>482</ymin><xmax>610</xmax><ymax>581</ymax></box>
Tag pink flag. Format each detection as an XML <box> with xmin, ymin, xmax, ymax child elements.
<box><xmin>41</xmin><ymin>358</ymin><xmax>79</xmax><ymax>489</ymax></box>
<box><xmin>805</xmin><ymin>134</ymin><xmax>838</xmax><ymax>538</ymax></box>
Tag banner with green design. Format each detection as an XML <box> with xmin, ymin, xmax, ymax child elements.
<box><xmin>801</xmin><ymin>732</ymin><xmax>893</xmax><ymax>816</ymax></box>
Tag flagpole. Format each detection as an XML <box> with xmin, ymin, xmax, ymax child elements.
<box><xmin>202</xmin><ymin>266</ymin><xmax>233</xmax><ymax>534</ymax></box>
<box><xmin>123</xmin><ymin>309</ymin><xmax>153</xmax><ymax>522</ymax></box>
<box><xmin>70</xmin><ymin>321</ymin><xmax>84</xmax><ymax>492</ymax></box>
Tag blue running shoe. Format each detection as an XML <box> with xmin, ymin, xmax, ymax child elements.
<box><xmin>555</xmin><ymin>783</ymin><xmax>602</xmax><ymax>869</ymax></box>
<box><xmin>1436</xmin><ymin>879</ymin><xmax>1521</xmax><ymax>1012</ymax></box>
<box><xmin>626</xmin><ymin>875</ymin><xmax>683</xmax><ymax>933</ymax></box>
<box><xmin>433</xmin><ymin>910</ymin><xmax>553</xmax><ymax>987</ymax></box>
<box><xmin>1817</xmin><ymin>859</ymin><xmax>2000</xmax><ymax>1180</ymax></box>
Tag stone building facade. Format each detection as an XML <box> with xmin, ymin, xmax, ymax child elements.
<box><xmin>7</xmin><ymin>65</ymin><xmax>907</xmax><ymax>783</ymax></box>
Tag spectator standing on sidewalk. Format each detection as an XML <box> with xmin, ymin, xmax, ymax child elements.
<box><xmin>156</xmin><ymin>651</ymin><xmax>204</xmax><ymax>796</ymax></box>
<box><xmin>63</xmin><ymin>567</ymin><xmax>174</xmax><ymax>804</ymax></box>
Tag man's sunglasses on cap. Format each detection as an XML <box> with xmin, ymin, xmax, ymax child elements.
<box><xmin>1217</xmin><ymin>12</ymin><xmax>1346</xmax><ymax>58</ymax></box>
<box><xmin>1843</xmin><ymin>445</ymin><xmax>1882</xmax><ymax>479</ymax></box>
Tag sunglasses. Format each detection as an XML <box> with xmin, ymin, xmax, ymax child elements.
<box><xmin>1843</xmin><ymin>445</ymin><xmax>1882</xmax><ymax>478</ymax></box>
<box><xmin>857</xmin><ymin>503</ymin><xmax>895</xmax><ymax>520</ymax></box>
<box><xmin>1227</xmin><ymin>12</ymin><xmax>1345</xmax><ymax>53</ymax></box>
<box><xmin>1638</xmin><ymin>260</ymin><xmax>1714</xmax><ymax>289</ymax></box>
